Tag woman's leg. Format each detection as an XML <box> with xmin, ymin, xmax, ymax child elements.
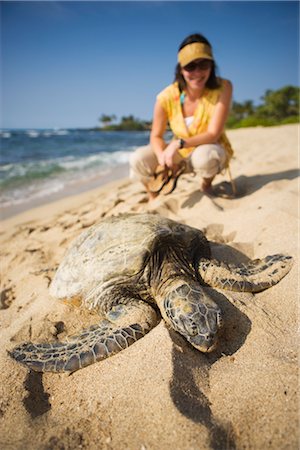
<box><xmin>129</xmin><ymin>144</ymin><xmax>159</xmax><ymax>199</ymax></box>
<box><xmin>189</xmin><ymin>144</ymin><xmax>227</xmax><ymax>192</ymax></box>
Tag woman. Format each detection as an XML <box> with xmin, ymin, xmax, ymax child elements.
<box><xmin>130</xmin><ymin>33</ymin><xmax>234</xmax><ymax>199</ymax></box>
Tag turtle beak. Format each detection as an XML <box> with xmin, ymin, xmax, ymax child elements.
<box><xmin>188</xmin><ymin>333</ymin><xmax>218</xmax><ymax>353</ymax></box>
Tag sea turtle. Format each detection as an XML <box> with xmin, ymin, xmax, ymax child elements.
<box><xmin>9</xmin><ymin>213</ymin><xmax>293</xmax><ymax>373</ymax></box>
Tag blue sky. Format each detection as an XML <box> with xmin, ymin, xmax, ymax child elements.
<box><xmin>1</xmin><ymin>1</ymin><xmax>299</xmax><ymax>129</ymax></box>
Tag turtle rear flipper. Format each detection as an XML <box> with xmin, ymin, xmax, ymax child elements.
<box><xmin>9</xmin><ymin>301</ymin><xmax>157</xmax><ymax>373</ymax></box>
<box><xmin>199</xmin><ymin>254</ymin><xmax>293</xmax><ymax>293</ymax></box>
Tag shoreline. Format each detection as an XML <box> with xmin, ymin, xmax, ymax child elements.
<box><xmin>0</xmin><ymin>172</ymin><xmax>132</xmax><ymax>229</ymax></box>
<box><xmin>1</xmin><ymin>123</ymin><xmax>298</xmax><ymax>227</ymax></box>
<box><xmin>0</xmin><ymin>163</ymin><xmax>130</xmax><ymax>221</ymax></box>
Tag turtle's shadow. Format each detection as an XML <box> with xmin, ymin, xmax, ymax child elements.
<box><xmin>168</xmin><ymin>243</ymin><xmax>255</xmax><ymax>450</ymax></box>
<box><xmin>168</xmin><ymin>294</ymin><xmax>250</xmax><ymax>450</ymax></box>
<box><xmin>182</xmin><ymin>168</ymin><xmax>299</xmax><ymax>208</ymax></box>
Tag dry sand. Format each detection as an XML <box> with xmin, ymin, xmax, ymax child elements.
<box><xmin>0</xmin><ymin>124</ymin><xmax>299</xmax><ymax>450</ymax></box>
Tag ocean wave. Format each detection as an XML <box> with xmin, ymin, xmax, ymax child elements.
<box><xmin>0</xmin><ymin>149</ymin><xmax>132</xmax><ymax>207</ymax></box>
<box><xmin>0</xmin><ymin>178</ymin><xmax>66</xmax><ymax>207</ymax></box>
<box><xmin>58</xmin><ymin>150</ymin><xmax>131</xmax><ymax>171</ymax></box>
<box><xmin>0</xmin><ymin>165</ymin><xmax>117</xmax><ymax>208</ymax></box>
<box><xmin>0</xmin><ymin>131</ymin><xmax>11</xmax><ymax>138</ymax></box>
<box><xmin>0</xmin><ymin>129</ymin><xmax>150</xmax><ymax>209</ymax></box>
<box><xmin>26</xmin><ymin>130</ymin><xmax>40</xmax><ymax>138</ymax></box>
<box><xmin>42</xmin><ymin>129</ymin><xmax>70</xmax><ymax>137</ymax></box>
<box><xmin>1</xmin><ymin>150</ymin><xmax>131</xmax><ymax>186</ymax></box>
<box><xmin>0</xmin><ymin>160</ymin><xmax>65</xmax><ymax>189</ymax></box>
<box><xmin>0</xmin><ymin>129</ymin><xmax>71</xmax><ymax>139</ymax></box>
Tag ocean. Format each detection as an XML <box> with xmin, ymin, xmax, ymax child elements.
<box><xmin>0</xmin><ymin>128</ymin><xmax>153</xmax><ymax>218</ymax></box>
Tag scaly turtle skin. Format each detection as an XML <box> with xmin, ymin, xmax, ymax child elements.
<box><xmin>9</xmin><ymin>213</ymin><xmax>293</xmax><ymax>372</ymax></box>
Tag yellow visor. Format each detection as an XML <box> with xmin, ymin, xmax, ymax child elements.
<box><xmin>178</xmin><ymin>42</ymin><xmax>213</xmax><ymax>67</ymax></box>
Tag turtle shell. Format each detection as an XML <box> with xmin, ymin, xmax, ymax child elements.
<box><xmin>49</xmin><ymin>213</ymin><xmax>200</xmax><ymax>302</ymax></box>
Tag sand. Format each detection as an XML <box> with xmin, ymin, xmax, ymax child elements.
<box><xmin>0</xmin><ymin>124</ymin><xmax>298</xmax><ymax>450</ymax></box>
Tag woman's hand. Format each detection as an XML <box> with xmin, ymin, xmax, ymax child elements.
<box><xmin>164</xmin><ymin>140</ymin><xmax>181</xmax><ymax>168</ymax></box>
<box><xmin>156</xmin><ymin>151</ymin><xmax>166</xmax><ymax>167</ymax></box>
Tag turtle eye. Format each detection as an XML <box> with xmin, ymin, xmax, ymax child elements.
<box><xmin>158</xmin><ymin>226</ymin><xmax>171</xmax><ymax>236</ymax></box>
<box><xmin>175</xmin><ymin>224</ymin><xmax>186</xmax><ymax>234</ymax></box>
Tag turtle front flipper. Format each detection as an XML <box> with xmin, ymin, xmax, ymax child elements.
<box><xmin>9</xmin><ymin>300</ymin><xmax>158</xmax><ymax>373</ymax></box>
<box><xmin>199</xmin><ymin>254</ymin><xmax>293</xmax><ymax>292</ymax></box>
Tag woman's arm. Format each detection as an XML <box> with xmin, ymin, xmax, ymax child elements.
<box><xmin>150</xmin><ymin>100</ymin><xmax>168</xmax><ymax>166</ymax></box>
<box><xmin>183</xmin><ymin>79</ymin><xmax>233</xmax><ymax>148</ymax></box>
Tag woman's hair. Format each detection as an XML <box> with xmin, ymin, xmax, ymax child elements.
<box><xmin>174</xmin><ymin>33</ymin><xmax>220</xmax><ymax>91</ymax></box>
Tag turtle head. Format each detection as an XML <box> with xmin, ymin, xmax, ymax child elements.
<box><xmin>162</xmin><ymin>282</ymin><xmax>223</xmax><ymax>353</ymax></box>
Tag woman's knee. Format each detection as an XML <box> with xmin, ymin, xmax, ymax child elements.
<box><xmin>130</xmin><ymin>145</ymin><xmax>149</xmax><ymax>167</ymax></box>
<box><xmin>190</xmin><ymin>144</ymin><xmax>226</xmax><ymax>178</ymax></box>
<box><xmin>129</xmin><ymin>144</ymin><xmax>157</xmax><ymax>181</ymax></box>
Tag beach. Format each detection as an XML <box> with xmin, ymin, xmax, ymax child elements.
<box><xmin>0</xmin><ymin>124</ymin><xmax>298</xmax><ymax>449</ymax></box>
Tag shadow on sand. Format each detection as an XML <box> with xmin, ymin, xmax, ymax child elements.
<box><xmin>182</xmin><ymin>168</ymin><xmax>299</xmax><ymax>209</ymax></box>
<box><xmin>169</xmin><ymin>243</ymin><xmax>256</xmax><ymax>450</ymax></box>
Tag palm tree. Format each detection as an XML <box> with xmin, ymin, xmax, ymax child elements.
<box><xmin>99</xmin><ymin>114</ymin><xmax>116</xmax><ymax>128</ymax></box>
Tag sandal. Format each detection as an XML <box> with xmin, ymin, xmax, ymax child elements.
<box><xmin>160</xmin><ymin>162</ymin><xmax>186</xmax><ymax>195</ymax></box>
<box><xmin>148</xmin><ymin>165</ymin><xmax>172</xmax><ymax>193</ymax></box>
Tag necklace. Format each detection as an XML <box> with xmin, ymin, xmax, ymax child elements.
<box><xmin>180</xmin><ymin>91</ymin><xmax>201</xmax><ymax>118</ymax></box>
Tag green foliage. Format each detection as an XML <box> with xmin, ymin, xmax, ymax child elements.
<box><xmin>227</xmin><ymin>85</ymin><xmax>299</xmax><ymax>129</ymax></box>
<box><xmin>118</xmin><ymin>115</ymin><xmax>145</xmax><ymax>130</ymax></box>
<box><xmin>99</xmin><ymin>114</ymin><xmax>117</xmax><ymax>127</ymax></box>
<box><xmin>97</xmin><ymin>85</ymin><xmax>299</xmax><ymax>131</ymax></box>
<box><xmin>279</xmin><ymin>115</ymin><xmax>299</xmax><ymax>125</ymax></box>
<box><xmin>257</xmin><ymin>86</ymin><xmax>299</xmax><ymax>120</ymax></box>
<box><xmin>228</xmin><ymin>116</ymin><xmax>277</xmax><ymax>129</ymax></box>
<box><xmin>98</xmin><ymin>114</ymin><xmax>150</xmax><ymax>131</ymax></box>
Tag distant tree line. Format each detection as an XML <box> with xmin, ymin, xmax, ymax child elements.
<box><xmin>226</xmin><ymin>85</ymin><xmax>299</xmax><ymax>128</ymax></box>
<box><xmin>98</xmin><ymin>114</ymin><xmax>151</xmax><ymax>131</ymax></box>
<box><xmin>97</xmin><ymin>85</ymin><xmax>299</xmax><ymax>131</ymax></box>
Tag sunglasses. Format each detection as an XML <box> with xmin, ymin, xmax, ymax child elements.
<box><xmin>183</xmin><ymin>59</ymin><xmax>213</xmax><ymax>72</ymax></box>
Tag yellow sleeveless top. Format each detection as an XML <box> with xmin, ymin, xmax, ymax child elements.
<box><xmin>156</xmin><ymin>80</ymin><xmax>234</xmax><ymax>165</ymax></box>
